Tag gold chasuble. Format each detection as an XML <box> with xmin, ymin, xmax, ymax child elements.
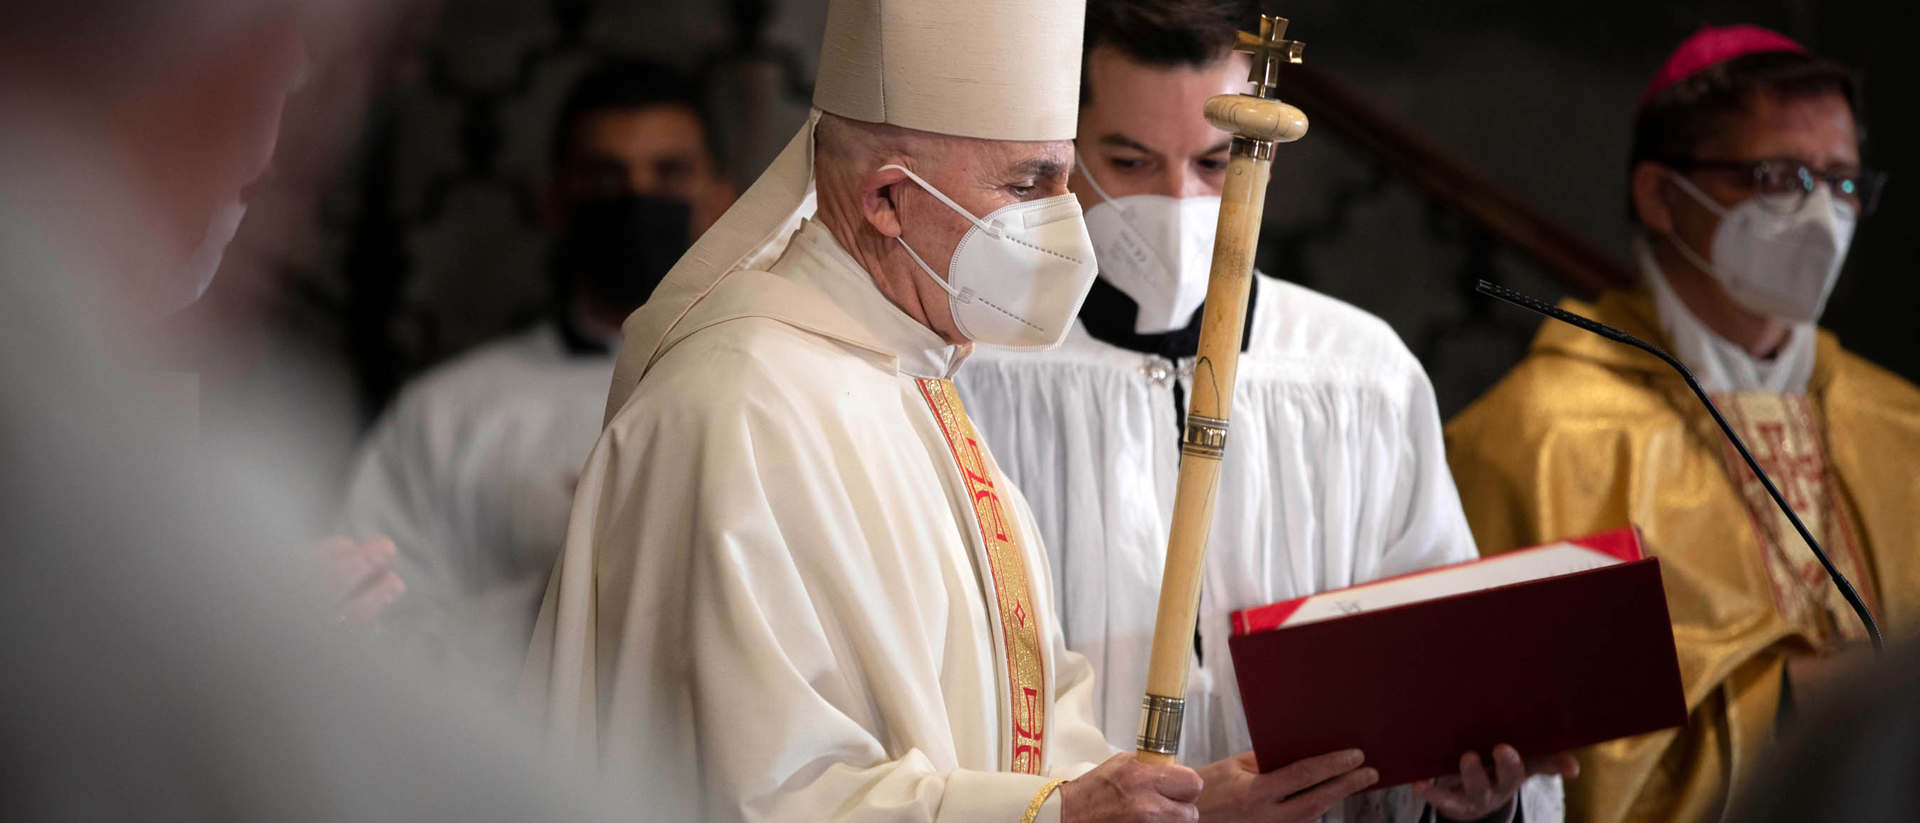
<box><xmin>1446</xmin><ymin>288</ymin><xmax>1920</xmax><ymax>823</ymax></box>
<box><xmin>918</xmin><ymin>377</ymin><xmax>1050</xmax><ymax>774</ymax></box>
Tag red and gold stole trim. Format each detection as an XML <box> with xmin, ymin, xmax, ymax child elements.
<box><xmin>1712</xmin><ymin>392</ymin><xmax>1877</xmax><ymax>645</ymax></box>
<box><xmin>916</xmin><ymin>377</ymin><xmax>1048</xmax><ymax>775</ymax></box>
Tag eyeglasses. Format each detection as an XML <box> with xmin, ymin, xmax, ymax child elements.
<box><xmin>1672</xmin><ymin>157</ymin><xmax>1888</xmax><ymax>217</ymax></box>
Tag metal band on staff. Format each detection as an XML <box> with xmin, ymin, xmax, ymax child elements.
<box><xmin>1180</xmin><ymin>414</ymin><xmax>1230</xmax><ymax>459</ymax></box>
<box><xmin>1137</xmin><ymin>694</ymin><xmax>1187</xmax><ymax>755</ymax></box>
<box><xmin>1230</xmin><ymin>136</ymin><xmax>1276</xmax><ymax>160</ymax></box>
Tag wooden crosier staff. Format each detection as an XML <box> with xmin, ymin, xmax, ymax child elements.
<box><xmin>1136</xmin><ymin>15</ymin><xmax>1309</xmax><ymax>765</ymax></box>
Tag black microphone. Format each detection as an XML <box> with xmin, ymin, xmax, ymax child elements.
<box><xmin>1476</xmin><ymin>280</ymin><xmax>1884</xmax><ymax>655</ymax></box>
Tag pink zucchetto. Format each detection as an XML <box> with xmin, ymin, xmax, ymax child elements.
<box><xmin>1637</xmin><ymin>24</ymin><xmax>1807</xmax><ymax>116</ymax></box>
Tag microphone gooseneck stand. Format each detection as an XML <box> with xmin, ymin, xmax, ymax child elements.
<box><xmin>1477</xmin><ymin>280</ymin><xmax>1883</xmax><ymax>655</ymax></box>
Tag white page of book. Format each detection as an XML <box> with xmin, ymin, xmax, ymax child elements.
<box><xmin>1278</xmin><ymin>542</ymin><xmax>1629</xmax><ymax>628</ymax></box>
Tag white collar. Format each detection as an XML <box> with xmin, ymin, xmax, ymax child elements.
<box><xmin>1636</xmin><ymin>235</ymin><xmax>1815</xmax><ymax>395</ymax></box>
<box><xmin>773</xmin><ymin>219</ymin><xmax>969</xmax><ymax>379</ymax></box>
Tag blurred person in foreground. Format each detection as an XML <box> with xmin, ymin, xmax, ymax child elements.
<box><xmin>0</xmin><ymin>1</ymin><xmax>630</xmax><ymax>819</ymax></box>
<box><xmin>338</xmin><ymin>58</ymin><xmax>734</xmax><ymax>697</ymax></box>
<box><xmin>519</xmin><ymin>0</ymin><xmax>1377</xmax><ymax>820</ymax></box>
<box><xmin>1446</xmin><ymin>25</ymin><xmax>1920</xmax><ymax>823</ymax></box>
<box><xmin>1725</xmin><ymin>641</ymin><xmax>1920</xmax><ymax>823</ymax></box>
<box><xmin>955</xmin><ymin>1</ymin><xmax>1572</xmax><ymax>820</ymax></box>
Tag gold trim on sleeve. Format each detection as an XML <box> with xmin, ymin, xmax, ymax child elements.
<box><xmin>1021</xmin><ymin>779</ymin><xmax>1069</xmax><ymax>823</ymax></box>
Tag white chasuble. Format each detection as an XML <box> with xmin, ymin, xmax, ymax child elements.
<box><xmin>521</xmin><ymin>220</ymin><xmax>1110</xmax><ymax>823</ymax></box>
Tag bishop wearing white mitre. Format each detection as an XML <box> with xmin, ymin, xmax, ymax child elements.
<box><xmin>518</xmin><ymin>1</ymin><xmax>1384</xmax><ymax>822</ymax></box>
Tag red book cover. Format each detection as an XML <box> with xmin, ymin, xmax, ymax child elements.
<box><xmin>1226</xmin><ymin>529</ymin><xmax>1686</xmax><ymax>787</ymax></box>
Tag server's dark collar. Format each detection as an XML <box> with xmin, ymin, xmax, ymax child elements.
<box><xmin>1076</xmin><ymin>275</ymin><xmax>1258</xmax><ymax>360</ymax></box>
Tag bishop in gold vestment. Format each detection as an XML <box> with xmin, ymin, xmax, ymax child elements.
<box><xmin>1445</xmin><ymin>287</ymin><xmax>1920</xmax><ymax>822</ymax></box>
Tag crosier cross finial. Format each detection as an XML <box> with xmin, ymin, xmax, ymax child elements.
<box><xmin>1234</xmin><ymin>15</ymin><xmax>1305</xmax><ymax>100</ymax></box>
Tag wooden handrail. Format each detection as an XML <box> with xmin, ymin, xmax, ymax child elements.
<box><xmin>1275</xmin><ymin>61</ymin><xmax>1635</xmax><ymax>298</ymax></box>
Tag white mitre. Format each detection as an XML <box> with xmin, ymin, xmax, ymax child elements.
<box><xmin>604</xmin><ymin>0</ymin><xmax>1086</xmax><ymax>422</ymax></box>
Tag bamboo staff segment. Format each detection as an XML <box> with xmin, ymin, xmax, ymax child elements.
<box><xmin>1135</xmin><ymin>15</ymin><xmax>1308</xmax><ymax>765</ymax></box>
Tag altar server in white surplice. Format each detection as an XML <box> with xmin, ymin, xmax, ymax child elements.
<box><xmin>518</xmin><ymin>1</ymin><xmax>1382</xmax><ymax>822</ymax></box>
<box><xmin>339</xmin><ymin>61</ymin><xmax>733</xmax><ymax>699</ymax></box>
<box><xmin>955</xmin><ymin>1</ymin><xmax>1575</xmax><ymax>821</ymax></box>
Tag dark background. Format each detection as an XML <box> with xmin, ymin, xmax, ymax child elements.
<box><xmin>263</xmin><ymin>0</ymin><xmax>1914</xmax><ymax>444</ymax></box>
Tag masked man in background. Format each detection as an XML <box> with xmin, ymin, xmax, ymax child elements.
<box><xmin>339</xmin><ymin>59</ymin><xmax>734</xmax><ymax>697</ymax></box>
<box><xmin>1448</xmin><ymin>25</ymin><xmax>1920</xmax><ymax>823</ymax></box>
<box><xmin>955</xmin><ymin>1</ymin><xmax>1572</xmax><ymax>820</ymax></box>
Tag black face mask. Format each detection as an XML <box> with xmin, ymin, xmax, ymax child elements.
<box><xmin>552</xmin><ymin>194</ymin><xmax>693</xmax><ymax>312</ymax></box>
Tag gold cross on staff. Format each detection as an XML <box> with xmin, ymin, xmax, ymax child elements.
<box><xmin>1234</xmin><ymin>15</ymin><xmax>1305</xmax><ymax>100</ymax></box>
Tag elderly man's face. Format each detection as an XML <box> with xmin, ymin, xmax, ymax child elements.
<box><xmin>814</xmin><ymin>115</ymin><xmax>1080</xmax><ymax>346</ymax></box>
<box><xmin>891</xmin><ymin>137</ymin><xmax>1076</xmax><ymax>293</ymax></box>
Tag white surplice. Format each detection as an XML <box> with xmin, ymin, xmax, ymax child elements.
<box><xmin>340</xmin><ymin>323</ymin><xmax>614</xmax><ymax>697</ymax></box>
<box><xmin>522</xmin><ymin>220</ymin><xmax>1113</xmax><ymax>823</ymax></box>
<box><xmin>958</xmin><ymin>275</ymin><xmax>1562</xmax><ymax>822</ymax></box>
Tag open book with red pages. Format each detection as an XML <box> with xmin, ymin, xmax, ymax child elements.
<box><xmin>1226</xmin><ymin>527</ymin><xmax>1686</xmax><ymax>787</ymax></box>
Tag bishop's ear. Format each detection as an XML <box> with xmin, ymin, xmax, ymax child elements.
<box><xmin>1630</xmin><ymin>161</ymin><xmax>1679</xmax><ymax>236</ymax></box>
<box><xmin>860</xmin><ymin>165</ymin><xmax>911</xmax><ymax>239</ymax></box>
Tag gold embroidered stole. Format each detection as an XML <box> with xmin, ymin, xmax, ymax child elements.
<box><xmin>1710</xmin><ymin>392</ymin><xmax>1876</xmax><ymax>645</ymax></box>
<box><xmin>915</xmin><ymin>378</ymin><xmax>1048</xmax><ymax>775</ymax></box>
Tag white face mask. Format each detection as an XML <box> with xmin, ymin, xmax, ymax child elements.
<box><xmin>884</xmin><ymin>164</ymin><xmax>1099</xmax><ymax>350</ymax></box>
<box><xmin>1076</xmin><ymin>154</ymin><xmax>1221</xmax><ymax>334</ymax></box>
<box><xmin>177</xmin><ymin>199</ymin><xmax>249</xmax><ymax>309</ymax></box>
<box><xmin>1667</xmin><ymin>171</ymin><xmax>1856</xmax><ymax>323</ymax></box>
